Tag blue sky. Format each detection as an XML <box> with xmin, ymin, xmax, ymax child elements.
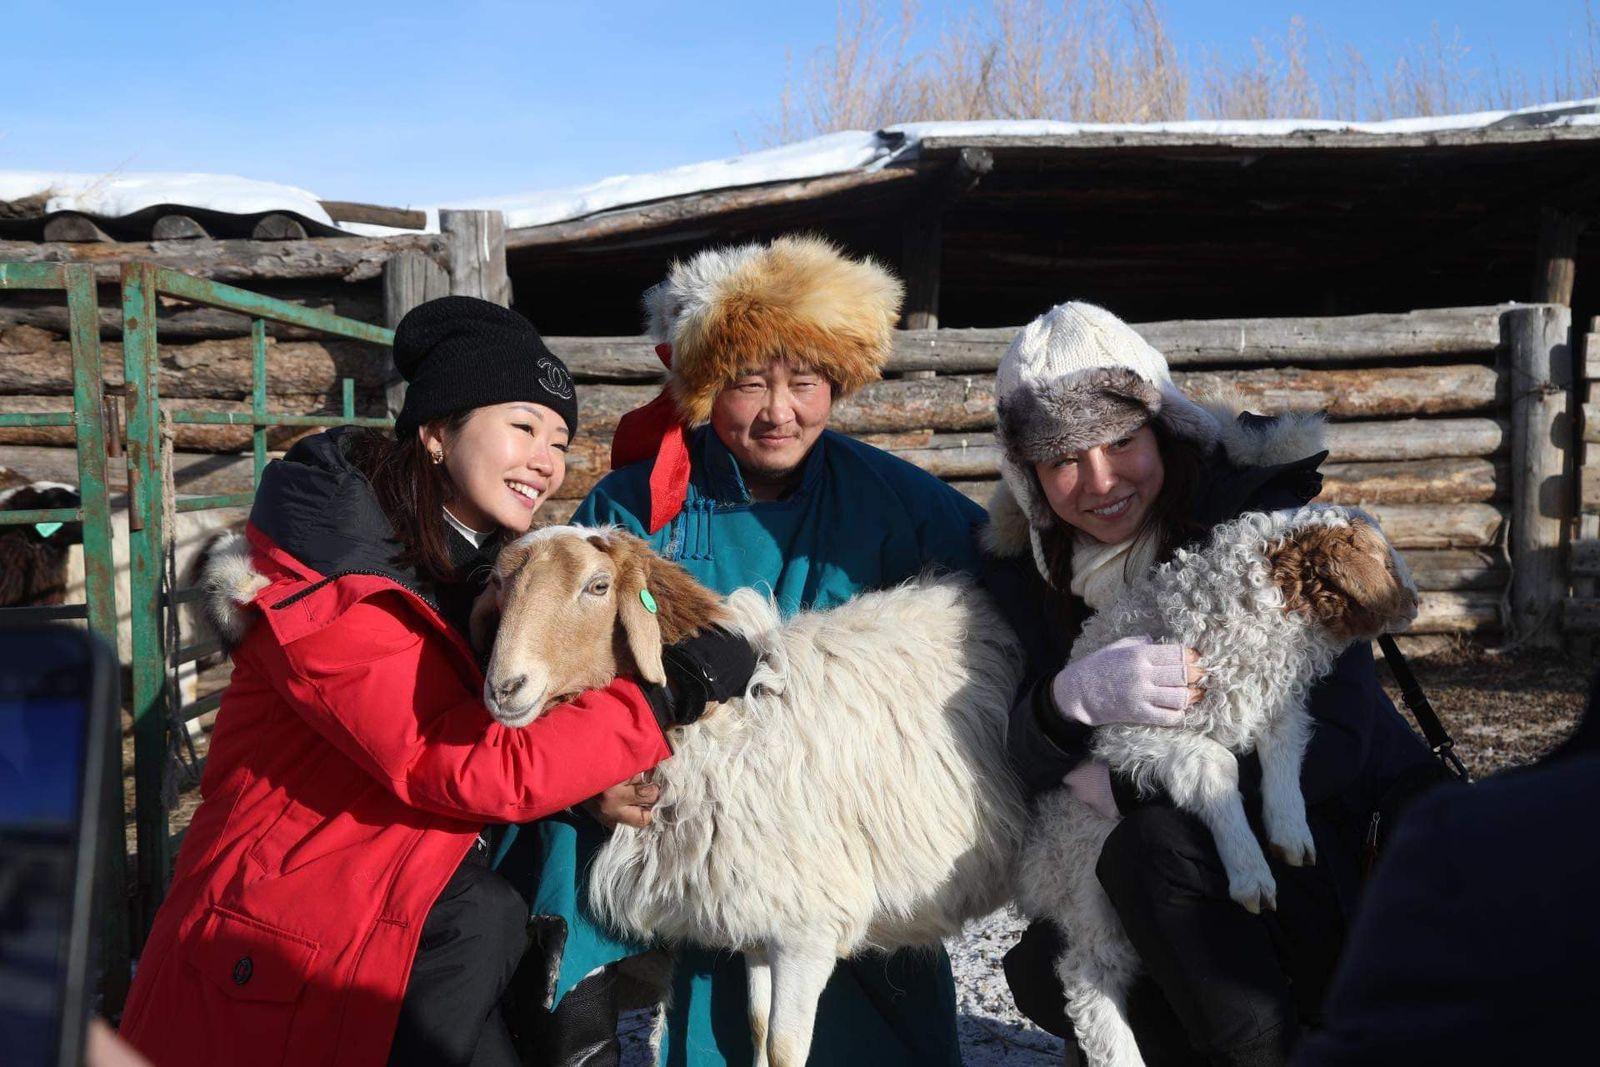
<box><xmin>1</xmin><ymin>1</ymin><xmax>1590</xmax><ymax>206</ymax></box>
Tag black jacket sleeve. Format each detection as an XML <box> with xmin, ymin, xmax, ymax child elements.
<box><xmin>980</xmin><ymin>553</ymin><xmax>1095</xmax><ymax>794</ymax></box>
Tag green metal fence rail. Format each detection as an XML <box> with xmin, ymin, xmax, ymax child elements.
<box><xmin>119</xmin><ymin>264</ymin><xmax>394</xmax><ymax>938</ymax></box>
<box><xmin>0</xmin><ymin>262</ymin><xmax>130</xmax><ymax>1008</ymax></box>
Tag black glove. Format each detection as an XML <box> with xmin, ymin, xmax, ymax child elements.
<box><xmin>642</xmin><ymin>626</ymin><xmax>759</xmax><ymax>730</ymax></box>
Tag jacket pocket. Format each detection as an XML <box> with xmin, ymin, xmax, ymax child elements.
<box><xmin>184</xmin><ymin>904</ymin><xmax>320</xmax><ymax>1004</ymax></box>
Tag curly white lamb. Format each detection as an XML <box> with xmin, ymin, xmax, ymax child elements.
<box><xmin>479</xmin><ymin>525</ymin><xmax>1030</xmax><ymax>1067</ymax></box>
<box><xmin>1015</xmin><ymin>504</ymin><xmax>1419</xmax><ymax>1067</ymax></box>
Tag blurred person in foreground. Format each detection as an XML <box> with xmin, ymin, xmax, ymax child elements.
<box><xmin>1293</xmin><ymin>668</ymin><xmax>1600</xmax><ymax>1065</ymax></box>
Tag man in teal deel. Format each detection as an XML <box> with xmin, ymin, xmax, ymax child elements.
<box><xmin>503</xmin><ymin>236</ymin><xmax>986</xmax><ymax>1066</ymax></box>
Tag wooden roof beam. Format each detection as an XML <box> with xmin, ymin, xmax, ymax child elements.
<box><xmin>901</xmin><ymin>148</ymin><xmax>993</xmax><ymax>331</ymax></box>
<box><xmin>505</xmin><ymin>166</ymin><xmax>920</xmax><ymax>251</ymax></box>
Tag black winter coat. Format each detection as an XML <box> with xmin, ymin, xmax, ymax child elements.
<box><xmin>1294</xmin><ymin>672</ymin><xmax>1600</xmax><ymax>1066</ymax></box>
<box><xmin>981</xmin><ymin>422</ymin><xmax>1436</xmax><ymax>916</ymax></box>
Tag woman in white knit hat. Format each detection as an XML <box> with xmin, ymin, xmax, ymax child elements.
<box><xmin>982</xmin><ymin>303</ymin><xmax>1441</xmax><ymax>1066</ymax></box>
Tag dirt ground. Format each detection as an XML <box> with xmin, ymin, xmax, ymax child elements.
<box><xmin>125</xmin><ymin>643</ymin><xmax>1592</xmax><ymax>1065</ymax></box>
<box><xmin>1380</xmin><ymin>641</ymin><xmax>1592</xmax><ymax>777</ymax></box>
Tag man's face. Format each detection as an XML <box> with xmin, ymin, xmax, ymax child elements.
<box><xmin>709</xmin><ymin>359</ymin><xmax>834</xmax><ymax>488</ymax></box>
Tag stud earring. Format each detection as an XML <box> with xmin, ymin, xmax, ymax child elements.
<box><xmin>429</xmin><ymin>449</ymin><xmax>445</xmax><ymax>465</ymax></box>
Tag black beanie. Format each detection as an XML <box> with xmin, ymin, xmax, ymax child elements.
<box><xmin>391</xmin><ymin>296</ymin><xmax>578</xmax><ymax>439</ymax></box>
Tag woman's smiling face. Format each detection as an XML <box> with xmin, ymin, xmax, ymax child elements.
<box><xmin>421</xmin><ymin>402</ymin><xmax>569</xmax><ymax>534</ymax></box>
<box><xmin>1034</xmin><ymin>423</ymin><xmax>1165</xmax><ymax>544</ymax></box>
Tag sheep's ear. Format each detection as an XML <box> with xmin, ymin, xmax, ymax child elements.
<box><xmin>1269</xmin><ymin>522</ymin><xmax>1411</xmax><ymax>640</ymax></box>
<box><xmin>642</xmin><ymin>554</ymin><xmax>726</xmax><ymax>645</ymax></box>
<box><xmin>613</xmin><ymin>547</ymin><xmax>668</xmax><ymax>686</ymax></box>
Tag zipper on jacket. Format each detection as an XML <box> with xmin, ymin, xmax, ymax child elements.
<box><xmin>271</xmin><ymin>569</ymin><xmax>431</xmax><ymax>611</ymax></box>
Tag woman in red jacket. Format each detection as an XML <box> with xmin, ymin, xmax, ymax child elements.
<box><xmin>118</xmin><ymin>297</ymin><xmax>755</xmax><ymax>1067</ymax></box>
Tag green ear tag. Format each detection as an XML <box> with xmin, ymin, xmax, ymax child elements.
<box><xmin>34</xmin><ymin>521</ymin><xmax>64</xmax><ymax>538</ymax></box>
<box><xmin>639</xmin><ymin>589</ymin><xmax>658</xmax><ymax>615</ymax></box>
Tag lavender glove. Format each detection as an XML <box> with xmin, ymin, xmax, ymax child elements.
<box><xmin>1065</xmin><ymin>761</ymin><xmax>1119</xmax><ymax>819</ymax></box>
<box><xmin>1050</xmin><ymin>636</ymin><xmax>1194</xmax><ymax>728</ymax></box>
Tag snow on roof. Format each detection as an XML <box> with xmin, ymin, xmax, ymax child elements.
<box><xmin>0</xmin><ymin>171</ymin><xmax>336</xmax><ymax>224</ymax></box>
<box><xmin>4</xmin><ymin>97</ymin><xmax>1598</xmax><ymax>238</ymax></box>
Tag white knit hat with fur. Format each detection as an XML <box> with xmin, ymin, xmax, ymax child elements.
<box><xmin>994</xmin><ymin>302</ymin><xmax>1221</xmax><ymax>537</ymax></box>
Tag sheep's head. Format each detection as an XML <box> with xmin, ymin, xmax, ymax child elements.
<box><xmin>0</xmin><ymin>484</ymin><xmax>83</xmax><ymax>608</ymax></box>
<box><xmin>476</xmin><ymin>526</ymin><xmax>725</xmax><ymax>727</ymax></box>
<box><xmin>1267</xmin><ymin>514</ymin><xmax>1419</xmax><ymax>643</ymax></box>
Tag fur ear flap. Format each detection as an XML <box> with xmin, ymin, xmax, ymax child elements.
<box><xmin>198</xmin><ymin>531</ymin><xmax>269</xmax><ymax>649</ymax></box>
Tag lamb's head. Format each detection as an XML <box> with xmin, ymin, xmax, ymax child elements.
<box><xmin>477</xmin><ymin>525</ymin><xmax>725</xmax><ymax>727</ymax></box>
<box><xmin>1266</xmin><ymin>509</ymin><xmax>1419</xmax><ymax>643</ymax></box>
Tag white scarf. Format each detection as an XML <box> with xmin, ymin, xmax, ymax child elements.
<box><xmin>442</xmin><ymin>506</ymin><xmax>492</xmax><ymax>549</ymax></box>
<box><xmin>1069</xmin><ymin>532</ymin><xmax>1157</xmax><ymax>612</ymax></box>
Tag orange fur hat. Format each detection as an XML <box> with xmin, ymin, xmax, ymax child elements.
<box><xmin>643</xmin><ymin>235</ymin><xmax>904</xmax><ymax>425</ymax></box>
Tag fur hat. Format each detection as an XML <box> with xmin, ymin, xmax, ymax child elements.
<box><xmin>643</xmin><ymin>235</ymin><xmax>903</xmax><ymax>425</ymax></box>
<box><xmin>994</xmin><ymin>302</ymin><xmax>1222</xmax><ymax>535</ymax></box>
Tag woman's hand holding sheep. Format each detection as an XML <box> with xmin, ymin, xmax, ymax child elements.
<box><xmin>647</xmin><ymin>626</ymin><xmax>760</xmax><ymax>727</ymax></box>
<box><xmin>1050</xmin><ymin>635</ymin><xmax>1204</xmax><ymax>727</ymax></box>
<box><xmin>1053</xmin><ymin>637</ymin><xmax>1203</xmax><ymax>819</ymax></box>
<box><xmin>584</xmin><ymin>774</ymin><xmax>661</xmax><ymax>829</ymax></box>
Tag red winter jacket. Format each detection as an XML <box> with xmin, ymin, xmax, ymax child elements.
<box><xmin>119</xmin><ymin>516</ymin><xmax>671</xmax><ymax>1067</ymax></box>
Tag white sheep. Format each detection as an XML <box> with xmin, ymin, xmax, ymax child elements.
<box><xmin>481</xmin><ymin>525</ymin><xmax>1030</xmax><ymax>1067</ymax></box>
<box><xmin>1015</xmin><ymin>505</ymin><xmax>1419</xmax><ymax>1067</ymax></box>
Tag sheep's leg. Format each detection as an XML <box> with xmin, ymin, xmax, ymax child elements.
<box><xmin>1059</xmin><ymin>952</ymin><xmax>1144</xmax><ymax>1067</ymax></box>
<box><xmin>1055</xmin><ymin>917</ymin><xmax>1145</xmax><ymax>1067</ymax></box>
<box><xmin>746</xmin><ymin>947</ymin><xmax>773</xmax><ymax>1067</ymax></box>
<box><xmin>1155</xmin><ymin>738</ymin><xmax>1277</xmax><ymax>914</ymax></box>
<box><xmin>763</xmin><ymin>941</ymin><xmax>836</xmax><ymax>1067</ymax></box>
<box><xmin>1257</xmin><ymin>705</ymin><xmax>1316</xmax><ymax>868</ymax></box>
<box><xmin>179</xmin><ymin>660</ymin><xmax>204</xmax><ymax>741</ymax></box>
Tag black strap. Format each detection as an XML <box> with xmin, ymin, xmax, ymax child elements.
<box><xmin>1377</xmin><ymin>634</ymin><xmax>1472</xmax><ymax>783</ymax></box>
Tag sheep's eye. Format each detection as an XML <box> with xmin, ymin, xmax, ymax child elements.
<box><xmin>584</xmin><ymin>574</ymin><xmax>612</xmax><ymax>597</ymax></box>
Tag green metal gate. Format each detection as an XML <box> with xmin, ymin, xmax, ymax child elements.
<box><xmin>0</xmin><ymin>261</ymin><xmax>129</xmax><ymax>1005</ymax></box>
<box><xmin>119</xmin><ymin>264</ymin><xmax>394</xmax><ymax>931</ymax></box>
<box><xmin>2</xmin><ymin>260</ymin><xmax>395</xmax><ymax>1003</ymax></box>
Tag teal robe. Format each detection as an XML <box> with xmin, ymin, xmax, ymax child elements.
<box><xmin>503</xmin><ymin>426</ymin><xmax>985</xmax><ymax>1066</ymax></box>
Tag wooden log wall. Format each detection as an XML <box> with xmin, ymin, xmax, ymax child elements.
<box><xmin>0</xmin><ymin>283</ymin><xmax>1524</xmax><ymax>636</ymax></box>
<box><xmin>1569</xmin><ymin>322</ymin><xmax>1600</xmax><ymax>633</ymax></box>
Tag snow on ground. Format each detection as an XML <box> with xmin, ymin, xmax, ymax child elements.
<box><xmin>616</xmin><ymin>908</ymin><xmax>1064</xmax><ymax>1066</ymax></box>
<box><xmin>7</xmin><ymin>96</ymin><xmax>1597</xmax><ymax>241</ymax></box>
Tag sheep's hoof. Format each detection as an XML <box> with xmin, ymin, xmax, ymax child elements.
<box><xmin>1268</xmin><ymin>839</ymin><xmax>1317</xmax><ymax>868</ymax></box>
<box><xmin>1229</xmin><ymin>874</ymin><xmax>1277</xmax><ymax>914</ymax></box>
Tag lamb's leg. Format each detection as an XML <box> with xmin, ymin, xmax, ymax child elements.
<box><xmin>1257</xmin><ymin>705</ymin><xmax>1316</xmax><ymax>867</ymax></box>
<box><xmin>179</xmin><ymin>660</ymin><xmax>203</xmax><ymax>741</ymax></box>
<box><xmin>763</xmin><ymin>941</ymin><xmax>836</xmax><ymax>1067</ymax></box>
<box><xmin>1154</xmin><ymin>738</ymin><xmax>1277</xmax><ymax>913</ymax></box>
<box><xmin>746</xmin><ymin>947</ymin><xmax>773</xmax><ymax>1067</ymax></box>
<box><xmin>1056</xmin><ymin>953</ymin><xmax>1145</xmax><ymax>1067</ymax></box>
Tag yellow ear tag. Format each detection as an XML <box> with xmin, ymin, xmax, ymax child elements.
<box><xmin>639</xmin><ymin>589</ymin><xmax>658</xmax><ymax>615</ymax></box>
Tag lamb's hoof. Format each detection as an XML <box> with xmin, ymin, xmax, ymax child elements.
<box><xmin>1268</xmin><ymin>837</ymin><xmax>1317</xmax><ymax>868</ymax></box>
<box><xmin>1229</xmin><ymin>873</ymin><xmax>1278</xmax><ymax>914</ymax></box>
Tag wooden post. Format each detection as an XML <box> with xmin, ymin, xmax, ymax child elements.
<box><xmin>899</xmin><ymin>149</ymin><xmax>992</xmax><ymax>330</ymax></box>
<box><xmin>439</xmin><ymin>209</ymin><xmax>511</xmax><ymax>306</ymax></box>
<box><xmin>1533</xmin><ymin>206</ymin><xmax>1582</xmax><ymax>306</ymax></box>
<box><xmin>382</xmin><ymin>249</ymin><xmax>450</xmax><ymax>417</ymax></box>
<box><xmin>1505</xmin><ymin>304</ymin><xmax>1574</xmax><ymax>645</ymax></box>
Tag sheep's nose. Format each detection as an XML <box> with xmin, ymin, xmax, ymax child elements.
<box><xmin>492</xmin><ymin>675</ymin><xmax>527</xmax><ymax>703</ymax></box>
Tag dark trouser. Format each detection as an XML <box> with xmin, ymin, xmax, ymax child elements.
<box><xmin>1094</xmin><ymin>806</ymin><xmax>1346</xmax><ymax>1067</ymax></box>
<box><xmin>505</xmin><ymin>912</ymin><xmax>623</xmax><ymax>1067</ymax></box>
<box><xmin>389</xmin><ymin>856</ymin><xmax>530</xmax><ymax>1067</ymax></box>
<box><xmin>510</xmin><ymin>958</ymin><xmax>622</xmax><ymax>1067</ymax></box>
